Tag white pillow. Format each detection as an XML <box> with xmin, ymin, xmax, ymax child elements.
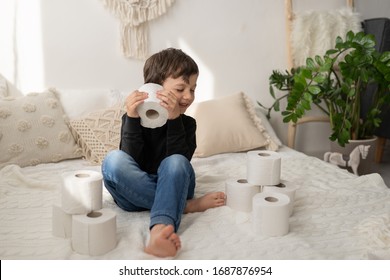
<box><xmin>0</xmin><ymin>89</ymin><xmax>82</xmax><ymax>168</ymax></box>
<box><xmin>0</xmin><ymin>73</ymin><xmax>23</xmax><ymax>98</ymax></box>
<box><xmin>56</xmin><ymin>89</ymin><xmax>114</xmax><ymax>119</ymax></box>
<box><xmin>255</xmin><ymin>106</ymin><xmax>283</xmax><ymax>147</ymax></box>
<box><xmin>186</xmin><ymin>92</ymin><xmax>279</xmax><ymax>157</ymax></box>
<box><xmin>0</xmin><ymin>74</ymin><xmax>7</xmax><ymax>97</ymax></box>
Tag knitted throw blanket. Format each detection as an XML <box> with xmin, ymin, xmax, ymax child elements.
<box><xmin>291</xmin><ymin>8</ymin><xmax>361</xmax><ymax>67</ymax></box>
<box><xmin>102</xmin><ymin>0</ymin><xmax>175</xmax><ymax>59</ymax></box>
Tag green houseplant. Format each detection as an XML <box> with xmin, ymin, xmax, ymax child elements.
<box><xmin>260</xmin><ymin>30</ymin><xmax>390</xmax><ymax>147</ymax></box>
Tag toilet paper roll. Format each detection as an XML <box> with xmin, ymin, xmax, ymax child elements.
<box><xmin>137</xmin><ymin>83</ymin><xmax>168</xmax><ymax>128</ymax></box>
<box><xmin>72</xmin><ymin>208</ymin><xmax>117</xmax><ymax>256</ymax></box>
<box><xmin>252</xmin><ymin>192</ymin><xmax>290</xmax><ymax>237</ymax></box>
<box><xmin>225</xmin><ymin>179</ymin><xmax>260</xmax><ymax>212</ymax></box>
<box><xmin>262</xmin><ymin>180</ymin><xmax>298</xmax><ymax>216</ymax></box>
<box><xmin>61</xmin><ymin>170</ymin><xmax>103</xmax><ymax>215</ymax></box>
<box><xmin>52</xmin><ymin>204</ymin><xmax>72</xmax><ymax>238</ymax></box>
<box><xmin>247</xmin><ymin>150</ymin><xmax>281</xmax><ymax>186</ymax></box>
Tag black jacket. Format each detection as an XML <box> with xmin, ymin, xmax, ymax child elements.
<box><xmin>119</xmin><ymin>114</ymin><xmax>197</xmax><ymax>174</ymax></box>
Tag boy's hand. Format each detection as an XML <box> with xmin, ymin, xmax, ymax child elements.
<box><xmin>156</xmin><ymin>89</ymin><xmax>181</xmax><ymax>120</ymax></box>
<box><xmin>125</xmin><ymin>90</ymin><xmax>148</xmax><ymax>118</ymax></box>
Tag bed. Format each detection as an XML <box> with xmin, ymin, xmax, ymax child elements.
<box><xmin>1</xmin><ymin>80</ymin><xmax>390</xmax><ymax>260</ymax></box>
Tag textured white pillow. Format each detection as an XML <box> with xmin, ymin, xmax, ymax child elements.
<box><xmin>0</xmin><ymin>89</ymin><xmax>82</xmax><ymax>168</ymax></box>
<box><xmin>69</xmin><ymin>105</ymin><xmax>126</xmax><ymax>164</ymax></box>
<box><xmin>187</xmin><ymin>92</ymin><xmax>279</xmax><ymax>157</ymax></box>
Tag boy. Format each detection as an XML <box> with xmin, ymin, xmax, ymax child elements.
<box><xmin>102</xmin><ymin>48</ymin><xmax>225</xmax><ymax>258</ymax></box>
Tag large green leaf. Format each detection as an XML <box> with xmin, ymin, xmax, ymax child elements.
<box><xmin>306</xmin><ymin>58</ymin><xmax>316</xmax><ymax>69</ymax></box>
<box><xmin>380</xmin><ymin>51</ymin><xmax>390</xmax><ymax>62</ymax></box>
<box><xmin>308</xmin><ymin>85</ymin><xmax>321</xmax><ymax>95</ymax></box>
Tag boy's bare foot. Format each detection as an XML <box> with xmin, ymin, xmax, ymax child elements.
<box><xmin>184</xmin><ymin>192</ymin><xmax>225</xmax><ymax>213</ymax></box>
<box><xmin>144</xmin><ymin>224</ymin><xmax>181</xmax><ymax>258</ymax></box>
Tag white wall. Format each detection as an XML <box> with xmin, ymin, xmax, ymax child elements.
<box><xmin>1</xmin><ymin>0</ymin><xmax>389</xmax><ymax>155</ymax></box>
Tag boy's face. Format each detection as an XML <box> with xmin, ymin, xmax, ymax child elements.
<box><xmin>163</xmin><ymin>74</ymin><xmax>198</xmax><ymax>114</ymax></box>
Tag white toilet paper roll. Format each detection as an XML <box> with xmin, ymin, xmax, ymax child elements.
<box><xmin>252</xmin><ymin>192</ymin><xmax>290</xmax><ymax>237</ymax></box>
<box><xmin>72</xmin><ymin>208</ymin><xmax>117</xmax><ymax>256</ymax></box>
<box><xmin>61</xmin><ymin>170</ymin><xmax>103</xmax><ymax>215</ymax></box>
<box><xmin>137</xmin><ymin>83</ymin><xmax>169</xmax><ymax>128</ymax></box>
<box><xmin>226</xmin><ymin>179</ymin><xmax>260</xmax><ymax>212</ymax></box>
<box><xmin>52</xmin><ymin>204</ymin><xmax>72</xmax><ymax>238</ymax></box>
<box><xmin>262</xmin><ymin>180</ymin><xmax>298</xmax><ymax>216</ymax></box>
<box><xmin>247</xmin><ymin>150</ymin><xmax>281</xmax><ymax>186</ymax></box>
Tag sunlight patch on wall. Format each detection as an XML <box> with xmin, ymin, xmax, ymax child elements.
<box><xmin>177</xmin><ymin>38</ymin><xmax>214</xmax><ymax>102</ymax></box>
<box><xmin>16</xmin><ymin>0</ymin><xmax>45</xmax><ymax>93</ymax></box>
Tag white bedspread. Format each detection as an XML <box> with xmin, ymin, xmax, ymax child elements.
<box><xmin>1</xmin><ymin>147</ymin><xmax>390</xmax><ymax>259</ymax></box>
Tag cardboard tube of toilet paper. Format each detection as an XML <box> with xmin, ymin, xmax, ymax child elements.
<box><xmin>61</xmin><ymin>170</ymin><xmax>103</xmax><ymax>215</ymax></box>
<box><xmin>246</xmin><ymin>150</ymin><xmax>281</xmax><ymax>186</ymax></box>
<box><xmin>137</xmin><ymin>83</ymin><xmax>168</xmax><ymax>128</ymax></box>
<box><xmin>52</xmin><ymin>204</ymin><xmax>72</xmax><ymax>238</ymax></box>
<box><xmin>262</xmin><ymin>180</ymin><xmax>298</xmax><ymax>216</ymax></box>
<box><xmin>225</xmin><ymin>179</ymin><xmax>260</xmax><ymax>212</ymax></box>
<box><xmin>252</xmin><ymin>192</ymin><xmax>290</xmax><ymax>236</ymax></box>
<box><xmin>72</xmin><ymin>208</ymin><xmax>117</xmax><ymax>256</ymax></box>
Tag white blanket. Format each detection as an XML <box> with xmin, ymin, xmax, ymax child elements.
<box><xmin>1</xmin><ymin>147</ymin><xmax>390</xmax><ymax>259</ymax></box>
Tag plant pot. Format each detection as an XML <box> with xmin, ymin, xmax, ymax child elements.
<box><xmin>329</xmin><ymin>136</ymin><xmax>377</xmax><ymax>175</ymax></box>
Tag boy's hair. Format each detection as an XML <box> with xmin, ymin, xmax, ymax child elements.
<box><xmin>143</xmin><ymin>48</ymin><xmax>199</xmax><ymax>85</ymax></box>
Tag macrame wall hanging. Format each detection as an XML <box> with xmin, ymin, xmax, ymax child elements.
<box><xmin>102</xmin><ymin>0</ymin><xmax>176</xmax><ymax>59</ymax></box>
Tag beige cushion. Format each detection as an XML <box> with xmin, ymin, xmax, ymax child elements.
<box><xmin>69</xmin><ymin>105</ymin><xmax>126</xmax><ymax>164</ymax></box>
<box><xmin>187</xmin><ymin>92</ymin><xmax>279</xmax><ymax>157</ymax></box>
<box><xmin>0</xmin><ymin>89</ymin><xmax>82</xmax><ymax>168</ymax></box>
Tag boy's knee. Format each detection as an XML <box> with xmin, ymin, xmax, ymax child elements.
<box><xmin>103</xmin><ymin>150</ymin><xmax>127</xmax><ymax>166</ymax></box>
<box><xmin>166</xmin><ymin>154</ymin><xmax>189</xmax><ymax>166</ymax></box>
<box><xmin>102</xmin><ymin>150</ymin><xmax>131</xmax><ymax>177</ymax></box>
<box><xmin>160</xmin><ymin>154</ymin><xmax>191</xmax><ymax>174</ymax></box>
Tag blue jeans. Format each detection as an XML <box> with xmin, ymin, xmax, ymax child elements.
<box><xmin>101</xmin><ymin>150</ymin><xmax>195</xmax><ymax>231</ymax></box>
